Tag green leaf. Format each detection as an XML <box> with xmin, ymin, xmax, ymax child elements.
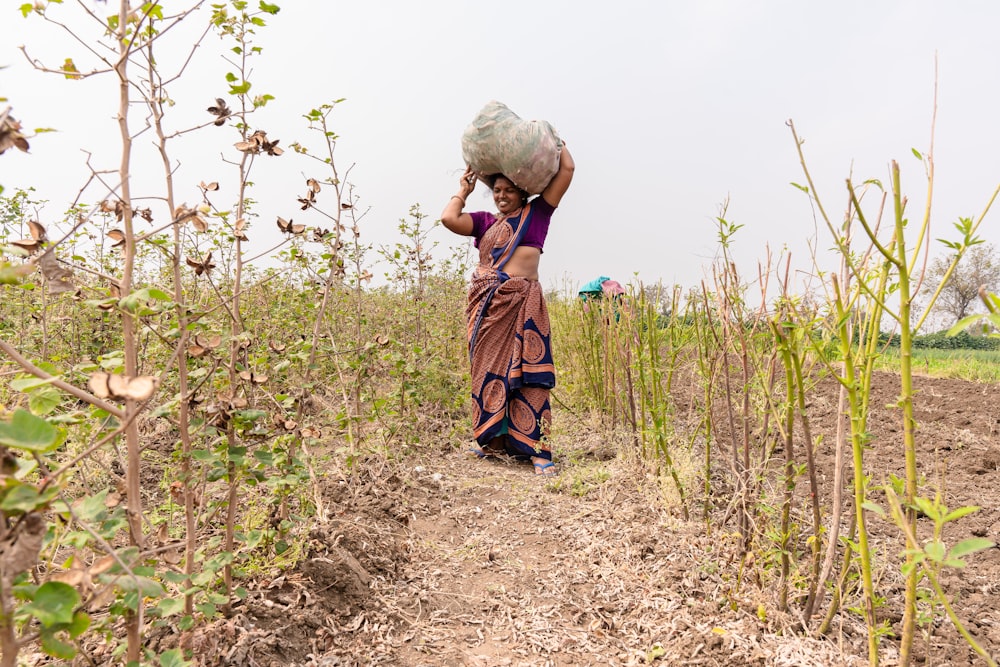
<box><xmin>10</xmin><ymin>376</ymin><xmax>58</xmax><ymax>392</ymax></box>
<box><xmin>154</xmin><ymin>597</ymin><xmax>185</xmax><ymax>617</ymax></box>
<box><xmin>1</xmin><ymin>483</ymin><xmax>53</xmax><ymax>513</ymax></box>
<box><xmin>160</xmin><ymin>648</ymin><xmax>191</xmax><ymax>667</ymax></box>
<box><xmin>114</xmin><ymin>575</ymin><xmax>164</xmax><ymax>598</ymax></box>
<box><xmin>19</xmin><ymin>3</ymin><xmax>33</xmax><ymax>18</ymax></box>
<box><xmin>73</xmin><ymin>490</ymin><xmax>109</xmax><ymax>522</ymax></box>
<box><xmin>258</xmin><ymin>1</ymin><xmax>280</xmax><ymax>14</ymax></box>
<box><xmin>911</xmin><ymin>147</ymin><xmax>923</xmax><ymax>160</ymax></box>
<box><xmin>924</xmin><ymin>540</ymin><xmax>946</xmax><ymax>563</ymax></box>
<box><xmin>67</xmin><ymin>610</ymin><xmax>90</xmax><ymax>638</ymax></box>
<box><xmin>229</xmin><ymin>81</ymin><xmax>252</xmax><ymax>95</ymax></box>
<box><xmin>195</xmin><ymin>601</ymin><xmax>217</xmax><ymax>618</ymax></box>
<box><xmin>0</xmin><ymin>409</ymin><xmax>58</xmax><ymax>451</ymax></box>
<box><xmin>949</xmin><ymin>537</ymin><xmax>995</xmax><ymax>559</ymax></box>
<box><xmin>40</xmin><ymin>630</ymin><xmax>76</xmax><ymax>660</ymax></box>
<box><xmin>22</xmin><ymin>582</ymin><xmax>80</xmax><ymax>627</ymax></box>
<box><xmin>948</xmin><ymin>314</ymin><xmax>984</xmax><ymax>337</ymax></box>
<box><xmin>790</xmin><ymin>182</ymin><xmax>809</xmax><ymax>194</ymax></box>
<box><xmin>29</xmin><ymin>386</ymin><xmax>63</xmax><ymax>416</ymax></box>
<box><xmin>943</xmin><ymin>505</ymin><xmax>980</xmax><ymax>523</ymax></box>
<box><xmin>861</xmin><ymin>501</ymin><xmax>885</xmax><ymax>518</ymax></box>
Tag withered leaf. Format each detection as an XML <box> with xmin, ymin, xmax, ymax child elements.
<box><xmin>136</xmin><ymin>207</ymin><xmax>153</xmax><ymax>223</ymax></box>
<box><xmin>276</xmin><ymin>216</ymin><xmax>305</xmax><ymax>235</ymax></box>
<box><xmin>27</xmin><ymin>220</ymin><xmax>46</xmax><ymax>241</ymax></box>
<box><xmin>206</xmin><ymin>97</ymin><xmax>231</xmax><ymax>126</ymax></box>
<box><xmin>0</xmin><ymin>108</ymin><xmax>30</xmax><ymax>155</ymax></box>
<box><xmin>185</xmin><ymin>251</ymin><xmax>215</xmax><ymax>276</ymax></box>
<box><xmin>375</xmin><ymin>334</ymin><xmax>390</xmax><ymax>346</ymax></box>
<box><xmin>238</xmin><ymin>370</ymin><xmax>268</xmax><ymax>384</ymax></box>
<box><xmin>89</xmin><ymin>554</ymin><xmax>116</xmax><ymax>577</ymax></box>
<box><xmin>341</xmin><ymin>202</ymin><xmax>353</xmax><ymax>210</ymax></box>
<box><xmin>38</xmin><ymin>251</ymin><xmax>75</xmax><ymax>295</ymax></box>
<box><xmin>190</xmin><ymin>215</ymin><xmax>208</xmax><ymax>233</ymax></box>
<box><xmin>10</xmin><ymin>238</ymin><xmax>41</xmax><ymax>254</ymax></box>
<box><xmin>187</xmin><ymin>344</ymin><xmax>207</xmax><ymax>358</ymax></box>
<box><xmin>233</xmin><ymin>217</ymin><xmax>248</xmax><ymax>240</ymax></box>
<box><xmin>88</xmin><ymin>372</ymin><xmax>158</xmax><ymax>401</ymax></box>
<box><xmin>268</xmin><ymin>340</ymin><xmax>286</xmax><ymax>352</ymax></box>
<box><xmin>107</xmin><ymin>229</ymin><xmax>126</xmax><ymax>248</ymax></box>
<box><xmin>306</xmin><ymin>178</ymin><xmax>321</xmax><ymax>193</ymax></box>
<box><xmin>195</xmin><ymin>333</ymin><xmax>222</xmax><ymax>349</ymax></box>
<box><xmin>199</xmin><ymin>181</ymin><xmax>219</xmax><ymax>192</ymax></box>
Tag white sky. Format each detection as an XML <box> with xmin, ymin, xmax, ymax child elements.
<box><xmin>3</xmin><ymin>1</ymin><xmax>1000</xmax><ymax>298</ymax></box>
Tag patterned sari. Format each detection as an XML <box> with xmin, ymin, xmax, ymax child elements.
<box><xmin>466</xmin><ymin>202</ymin><xmax>555</xmax><ymax>460</ymax></box>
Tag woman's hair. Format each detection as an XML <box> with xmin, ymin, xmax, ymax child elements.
<box><xmin>486</xmin><ymin>174</ymin><xmax>529</xmax><ymax>204</ymax></box>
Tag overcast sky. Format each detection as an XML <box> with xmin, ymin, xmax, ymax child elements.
<box><xmin>4</xmin><ymin>1</ymin><xmax>1000</xmax><ymax>299</ymax></box>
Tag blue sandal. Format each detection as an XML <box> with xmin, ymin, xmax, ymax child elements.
<box><xmin>533</xmin><ymin>461</ymin><xmax>557</xmax><ymax>476</ymax></box>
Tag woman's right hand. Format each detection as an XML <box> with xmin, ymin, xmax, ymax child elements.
<box><xmin>459</xmin><ymin>166</ymin><xmax>477</xmax><ymax>198</ymax></box>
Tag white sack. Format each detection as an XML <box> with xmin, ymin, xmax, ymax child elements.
<box><xmin>460</xmin><ymin>100</ymin><xmax>563</xmax><ymax>195</ymax></box>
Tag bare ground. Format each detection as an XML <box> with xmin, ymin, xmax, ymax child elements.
<box><xmin>160</xmin><ymin>371</ymin><xmax>1000</xmax><ymax>666</ymax></box>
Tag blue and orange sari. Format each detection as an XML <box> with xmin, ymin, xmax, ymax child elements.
<box><xmin>466</xmin><ymin>203</ymin><xmax>555</xmax><ymax>460</ymax></box>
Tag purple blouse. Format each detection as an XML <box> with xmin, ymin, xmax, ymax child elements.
<box><xmin>469</xmin><ymin>196</ymin><xmax>556</xmax><ymax>252</ymax></box>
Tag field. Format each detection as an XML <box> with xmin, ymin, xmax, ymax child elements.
<box><xmin>6</xmin><ymin>3</ymin><xmax>1000</xmax><ymax>666</ymax></box>
<box><xmin>119</xmin><ymin>367</ymin><xmax>999</xmax><ymax>667</ymax></box>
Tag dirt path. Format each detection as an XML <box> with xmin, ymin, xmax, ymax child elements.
<box><xmin>184</xmin><ymin>439</ymin><xmax>866</xmax><ymax>666</ymax></box>
<box><xmin>383</xmin><ymin>445</ymin><xmax>877</xmax><ymax>667</ymax></box>
<box><xmin>179</xmin><ymin>371</ymin><xmax>1000</xmax><ymax>667</ymax></box>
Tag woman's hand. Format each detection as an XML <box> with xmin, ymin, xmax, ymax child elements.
<box><xmin>442</xmin><ymin>166</ymin><xmax>477</xmax><ymax>236</ymax></box>
<box><xmin>459</xmin><ymin>165</ymin><xmax>477</xmax><ymax>198</ymax></box>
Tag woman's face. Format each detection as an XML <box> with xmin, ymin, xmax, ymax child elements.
<box><xmin>492</xmin><ymin>177</ymin><xmax>524</xmax><ymax>215</ymax></box>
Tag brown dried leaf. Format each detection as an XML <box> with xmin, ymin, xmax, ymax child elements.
<box><xmin>276</xmin><ymin>216</ymin><xmax>305</xmax><ymax>235</ymax></box>
<box><xmin>200</xmin><ymin>181</ymin><xmax>219</xmax><ymax>192</ymax></box>
<box><xmin>190</xmin><ymin>215</ymin><xmax>208</xmax><ymax>233</ymax></box>
<box><xmin>307</xmin><ymin>178</ymin><xmax>321</xmax><ymax>193</ymax></box>
<box><xmin>10</xmin><ymin>238</ymin><xmax>40</xmax><ymax>253</ymax></box>
<box><xmin>233</xmin><ymin>217</ymin><xmax>248</xmax><ymax>240</ymax></box>
<box><xmin>38</xmin><ymin>251</ymin><xmax>75</xmax><ymax>295</ymax></box>
<box><xmin>107</xmin><ymin>229</ymin><xmax>126</xmax><ymax>248</ymax></box>
<box><xmin>185</xmin><ymin>251</ymin><xmax>215</xmax><ymax>276</ymax></box>
<box><xmin>49</xmin><ymin>568</ymin><xmax>87</xmax><ymax>588</ymax></box>
<box><xmin>27</xmin><ymin>220</ymin><xmax>46</xmax><ymax>241</ymax></box>
<box><xmin>90</xmin><ymin>372</ymin><xmax>158</xmax><ymax>401</ymax></box>
<box><xmin>0</xmin><ymin>108</ymin><xmax>30</xmax><ymax>155</ymax></box>
<box><xmin>197</xmin><ymin>333</ymin><xmax>222</xmax><ymax>349</ymax></box>
<box><xmin>89</xmin><ymin>554</ymin><xmax>116</xmax><ymax>576</ymax></box>
<box><xmin>207</xmin><ymin>98</ymin><xmax>231</xmax><ymax>126</ymax></box>
<box><xmin>88</xmin><ymin>372</ymin><xmax>111</xmax><ymax>398</ymax></box>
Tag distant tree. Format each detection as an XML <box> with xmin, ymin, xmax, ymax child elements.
<box><xmin>924</xmin><ymin>243</ymin><xmax>1000</xmax><ymax>326</ymax></box>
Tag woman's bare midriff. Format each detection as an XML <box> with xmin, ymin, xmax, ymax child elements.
<box><xmin>505</xmin><ymin>246</ymin><xmax>541</xmax><ymax>281</ymax></box>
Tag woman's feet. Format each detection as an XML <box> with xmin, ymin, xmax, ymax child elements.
<box><xmin>531</xmin><ymin>457</ymin><xmax>557</xmax><ymax>476</ymax></box>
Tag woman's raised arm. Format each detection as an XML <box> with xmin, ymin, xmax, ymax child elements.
<box><xmin>541</xmin><ymin>144</ymin><xmax>575</xmax><ymax>208</ymax></box>
<box><xmin>441</xmin><ymin>165</ymin><xmax>477</xmax><ymax>235</ymax></box>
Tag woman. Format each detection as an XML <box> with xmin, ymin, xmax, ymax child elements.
<box><xmin>441</xmin><ymin>146</ymin><xmax>575</xmax><ymax>476</ymax></box>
